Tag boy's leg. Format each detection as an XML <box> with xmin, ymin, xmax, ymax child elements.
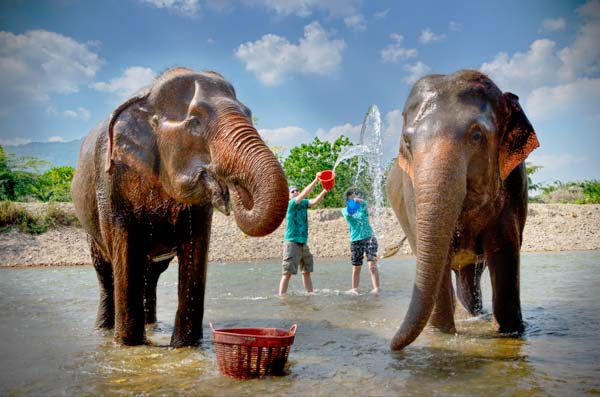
<box><xmin>368</xmin><ymin>260</ymin><xmax>380</xmax><ymax>293</ymax></box>
<box><xmin>279</xmin><ymin>273</ymin><xmax>292</xmax><ymax>296</ymax></box>
<box><xmin>302</xmin><ymin>272</ymin><xmax>313</xmax><ymax>293</ymax></box>
<box><xmin>352</xmin><ymin>265</ymin><xmax>361</xmax><ymax>290</ymax></box>
<box><xmin>280</xmin><ymin>242</ymin><xmax>300</xmax><ymax>296</ymax></box>
<box><xmin>301</xmin><ymin>244</ymin><xmax>314</xmax><ymax>293</ymax></box>
<box><xmin>350</xmin><ymin>239</ymin><xmax>365</xmax><ymax>291</ymax></box>
<box><xmin>366</xmin><ymin>237</ymin><xmax>380</xmax><ymax>293</ymax></box>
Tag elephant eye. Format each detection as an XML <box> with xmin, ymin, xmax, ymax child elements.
<box><xmin>469</xmin><ymin>126</ymin><xmax>484</xmax><ymax>145</ymax></box>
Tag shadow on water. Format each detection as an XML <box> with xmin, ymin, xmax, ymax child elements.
<box><xmin>1</xmin><ymin>251</ymin><xmax>600</xmax><ymax>396</ymax></box>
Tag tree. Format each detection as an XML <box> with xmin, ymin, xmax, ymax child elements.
<box><xmin>526</xmin><ymin>162</ymin><xmax>543</xmax><ymax>193</ymax></box>
<box><xmin>35</xmin><ymin>166</ymin><xmax>76</xmax><ymax>202</ymax></box>
<box><xmin>283</xmin><ymin>136</ymin><xmax>362</xmax><ymax>208</ymax></box>
<box><xmin>0</xmin><ymin>146</ymin><xmax>16</xmax><ymax>200</ymax></box>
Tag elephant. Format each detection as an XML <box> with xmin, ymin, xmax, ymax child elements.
<box><xmin>386</xmin><ymin>69</ymin><xmax>539</xmax><ymax>351</ymax></box>
<box><xmin>71</xmin><ymin>67</ymin><xmax>289</xmax><ymax>347</ymax></box>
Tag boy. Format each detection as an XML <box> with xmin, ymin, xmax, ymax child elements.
<box><xmin>341</xmin><ymin>187</ymin><xmax>380</xmax><ymax>294</ymax></box>
<box><xmin>278</xmin><ymin>175</ymin><xmax>328</xmax><ymax>296</ymax></box>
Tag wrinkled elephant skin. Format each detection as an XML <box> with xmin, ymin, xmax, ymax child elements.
<box><xmin>386</xmin><ymin>69</ymin><xmax>539</xmax><ymax>350</ymax></box>
<box><xmin>71</xmin><ymin>67</ymin><xmax>288</xmax><ymax>347</ymax></box>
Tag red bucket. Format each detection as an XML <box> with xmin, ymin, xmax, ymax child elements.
<box><xmin>317</xmin><ymin>170</ymin><xmax>335</xmax><ymax>191</ymax></box>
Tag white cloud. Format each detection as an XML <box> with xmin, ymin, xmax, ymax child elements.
<box><xmin>380</xmin><ymin>33</ymin><xmax>417</xmax><ymax>63</ymax></box>
<box><xmin>542</xmin><ymin>18</ymin><xmax>566</xmax><ymax>31</ymax></box>
<box><xmin>234</xmin><ymin>21</ymin><xmax>346</xmax><ymax>85</ymax></box>
<box><xmin>525</xmin><ymin>77</ymin><xmax>600</xmax><ymax>121</ymax></box>
<box><xmin>449</xmin><ymin>21</ymin><xmax>463</xmax><ymax>32</ymax></box>
<box><xmin>316</xmin><ymin>122</ymin><xmax>362</xmax><ymax>143</ymax></box>
<box><xmin>258</xmin><ymin>126</ymin><xmax>313</xmax><ymax>152</ymax></box>
<box><xmin>0</xmin><ymin>137</ymin><xmax>32</xmax><ymax>146</ymax></box>
<box><xmin>245</xmin><ymin>0</ymin><xmax>366</xmax><ymax>31</ymax></box>
<box><xmin>403</xmin><ymin>62</ymin><xmax>431</xmax><ymax>84</ymax></box>
<box><xmin>139</xmin><ymin>0</ymin><xmax>200</xmax><ymax>16</ymax></box>
<box><xmin>558</xmin><ymin>0</ymin><xmax>600</xmax><ymax>80</ymax></box>
<box><xmin>344</xmin><ymin>14</ymin><xmax>366</xmax><ymax>32</ymax></box>
<box><xmin>47</xmin><ymin>136</ymin><xmax>65</xmax><ymax>143</ymax></box>
<box><xmin>0</xmin><ymin>30</ymin><xmax>102</xmax><ymax>108</ymax></box>
<box><xmin>419</xmin><ymin>28</ymin><xmax>446</xmax><ymax>44</ymax></box>
<box><xmin>91</xmin><ymin>66</ymin><xmax>156</xmax><ymax>99</ymax></box>
<box><xmin>480</xmin><ymin>39</ymin><xmax>563</xmax><ymax>93</ymax></box>
<box><xmin>63</xmin><ymin>107</ymin><xmax>91</xmax><ymax>121</ymax></box>
<box><xmin>259</xmin><ymin>108</ymin><xmax>404</xmax><ymax>163</ymax></box>
<box><xmin>480</xmin><ymin>0</ymin><xmax>600</xmax><ymax>128</ymax></box>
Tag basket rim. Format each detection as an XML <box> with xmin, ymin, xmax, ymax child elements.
<box><xmin>209</xmin><ymin>323</ymin><xmax>297</xmax><ymax>347</ymax></box>
<box><xmin>209</xmin><ymin>323</ymin><xmax>297</xmax><ymax>337</ymax></box>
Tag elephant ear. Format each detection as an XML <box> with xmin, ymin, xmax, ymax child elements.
<box><xmin>106</xmin><ymin>92</ymin><xmax>150</xmax><ymax>174</ymax></box>
<box><xmin>498</xmin><ymin>92</ymin><xmax>540</xmax><ymax>181</ymax></box>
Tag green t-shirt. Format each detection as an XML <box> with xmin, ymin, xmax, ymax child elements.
<box><xmin>284</xmin><ymin>198</ymin><xmax>309</xmax><ymax>244</ymax></box>
<box><xmin>342</xmin><ymin>200</ymin><xmax>374</xmax><ymax>242</ymax></box>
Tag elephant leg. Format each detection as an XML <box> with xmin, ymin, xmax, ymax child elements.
<box><xmin>455</xmin><ymin>260</ymin><xmax>485</xmax><ymax>316</ymax></box>
<box><xmin>484</xmin><ymin>221</ymin><xmax>525</xmax><ymax>334</ymax></box>
<box><xmin>112</xmin><ymin>226</ymin><xmax>147</xmax><ymax>345</ymax></box>
<box><xmin>144</xmin><ymin>259</ymin><xmax>170</xmax><ymax>325</ymax></box>
<box><xmin>90</xmin><ymin>240</ymin><xmax>114</xmax><ymax>330</ymax></box>
<box><xmin>171</xmin><ymin>205</ymin><xmax>212</xmax><ymax>347</ymax></box>
<box><xmin>429</xmin><ymin>263</ymin><xmax>456</xmax><ymax>333</ymax></box>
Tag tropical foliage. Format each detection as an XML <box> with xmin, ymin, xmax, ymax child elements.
<box><xmin>282</xmin><ymin>136</ymin><xmax>370</xmax><ymax>208</ymax></box>
<box><xmin>0</xmin><ymin>145</ymin><xmax>75</xmax><ymax>202</ymax></box>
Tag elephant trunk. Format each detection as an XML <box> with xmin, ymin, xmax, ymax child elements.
<box><xmin>391</xmin><ymin>145</ymin><xmax>466</xmax><ymax>350</ymax></box>
<box><xmin>211</xmin><ymin>111</ymin><xmax>288</xmax><ymax>237</ymax></box>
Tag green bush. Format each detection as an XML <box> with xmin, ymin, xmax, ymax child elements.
<box><xmin>537</xmin><ymin>180</ymin><xmax>600</xmax><ymax>204</ymax></box>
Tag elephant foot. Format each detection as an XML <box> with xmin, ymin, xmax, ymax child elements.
<box><xmin>95</xmin><ymin>316</ymin><xmax>114</xmax><ymax>330</ymax></box>
<box><xmin>428</xmin><ymin>322</ymin><xmax>457</xmax><ymax>334</ymax></box>
<box><xmin>496</xmin><ymin>318</ymin><xmax>525</xmax><ymax>335</ymax></box>
<box><xmin>115</xmin><ymin>333</ymin><xmax>148</xmax><ymax>346</ymax></box>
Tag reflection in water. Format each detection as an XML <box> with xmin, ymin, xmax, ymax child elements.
<box><xmin>0</xmin><ymin>251</ymin><xmax>599</xmax><ymax>396</ymax></box>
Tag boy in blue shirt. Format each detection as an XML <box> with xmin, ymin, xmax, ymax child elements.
<box><xmin>278</xmin><ymin>175</ymin><xmax>328</xmax><ymax>296</ymax></box>
<box><xmin>341</xmin><ymin>187</ymin><xmax>380</xmax><ymax>294</ymax></box>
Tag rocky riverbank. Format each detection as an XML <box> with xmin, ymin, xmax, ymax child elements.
<box><xmin>1</xmin><ymin>203</ymin><xmax>599</xmax><ymax>267</ymax></box>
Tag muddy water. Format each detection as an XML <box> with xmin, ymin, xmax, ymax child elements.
<box><xmin>1</xmin><ymin>251</ymin><xmax>599</xmax><ymax>396</ymax></box>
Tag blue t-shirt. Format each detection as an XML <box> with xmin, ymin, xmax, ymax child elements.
<box><xmin>342</xmin><ymin>200</ymin><xmax>374</xmax><ymax>242</ymax></box>
<box><xmin>284</xmin><ymin>198</ymin><xmax>310</xmax><ymax>244</ymax></box>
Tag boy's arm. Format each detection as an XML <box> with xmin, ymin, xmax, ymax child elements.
<box><xmin>294</xmin><ymin>176</ymin><xmax>319</xmax><ymax>204</ymax></box>
<box><xmin>308</xmin><ymin>188</ymin><xmax>327</xmax><ymax>207</ymax></box>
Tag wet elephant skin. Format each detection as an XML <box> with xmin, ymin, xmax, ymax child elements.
<box><xmin>386</xmin><ymin>69</ymin><xmax>539</xmax><ymax>350</ymax></box>
<box><xmin>71</xmin><ymin>67</ymin><xmax>288</xmax><ymax>346</ymax></box>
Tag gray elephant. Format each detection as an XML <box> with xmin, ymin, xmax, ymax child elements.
<box><xmin>386</xmin><ymin>69</ymin><xmax>539</xmax><ymax>350</ymax></box>
<box><xmin>71</xmin><ymin>67</ymin><xmax>289</xmax><ymax>347</ymax></box>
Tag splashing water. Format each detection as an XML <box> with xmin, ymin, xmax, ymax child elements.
<box><xmin>334</xmin><ymin>105</ymin><xmax>386</xmax><ymax>241</ymax></box>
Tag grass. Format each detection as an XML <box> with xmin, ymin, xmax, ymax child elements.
<box><xmin>0</xmin><ymin>201</ymin><xmax>80</xmax><ymax>234</ymax></box>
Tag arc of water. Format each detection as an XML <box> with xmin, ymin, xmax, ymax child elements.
<box><xmin>334</xmin><ymin>105</ymin><xmax>387</xmax><ymax>242</ymax></box>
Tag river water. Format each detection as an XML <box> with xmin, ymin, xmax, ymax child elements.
<box><xmin>1</xmin><ymin>251</ymin><xmax>599</xmax><ymax>396</ymax></box>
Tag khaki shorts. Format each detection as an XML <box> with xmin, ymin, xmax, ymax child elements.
<box><xmin>282</xmin><ymin>241</ymin><xmax>314</xmax><ymax>275</ymax></box>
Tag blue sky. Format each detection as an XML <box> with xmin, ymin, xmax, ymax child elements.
<box><xmin>1</xmin><ymin>0</ymin><xmax>598</xmax><ymax>185</ymax></box>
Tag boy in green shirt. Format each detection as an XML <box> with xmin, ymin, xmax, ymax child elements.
<box><xmin>278</xmin><ymin>175</ymin><xmax>328</xmax><ymax>296</ymax></box>
<box><xmin>341</xmin><ymin>187</ymin><xmax>380</xmax><ymax>294</ymax></box>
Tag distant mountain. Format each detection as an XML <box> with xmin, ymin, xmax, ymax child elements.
<box><xmin>3</xmin><ymin>139</ymin><xmax>82</xmax><ymax>169</ymax></box>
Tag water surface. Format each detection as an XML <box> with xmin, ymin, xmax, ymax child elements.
<box><xmin>1</xmin><ymin>251</ymin><xmax>599</xmax><ymax>396</ymax></box>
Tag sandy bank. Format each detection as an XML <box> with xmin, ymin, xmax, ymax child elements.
<box><xmin>1</xmin><ymin>203</ymin><xmax>599</xmax><ymax>267</ymax></box>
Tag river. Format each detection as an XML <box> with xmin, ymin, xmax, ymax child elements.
<box><xmin>1</xmin><ymin>251</ymin><xmax>599</xmax><ymax>396</ymax></box>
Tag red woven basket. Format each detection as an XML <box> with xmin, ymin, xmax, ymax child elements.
<box><xmin>210</xmin><ymin>323</ymin><xmax>297</xmax><ymax>379</ymax></box>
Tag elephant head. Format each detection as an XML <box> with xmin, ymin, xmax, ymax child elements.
<box><xmin>388</xmin><ymin>70</ymin><xmax>539</xmax><ymax>350</ymax></box>
<box><xmin>105</xmin><ymin>67</ymin><xmax>288</xmax><ymax>237</ymax></box>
